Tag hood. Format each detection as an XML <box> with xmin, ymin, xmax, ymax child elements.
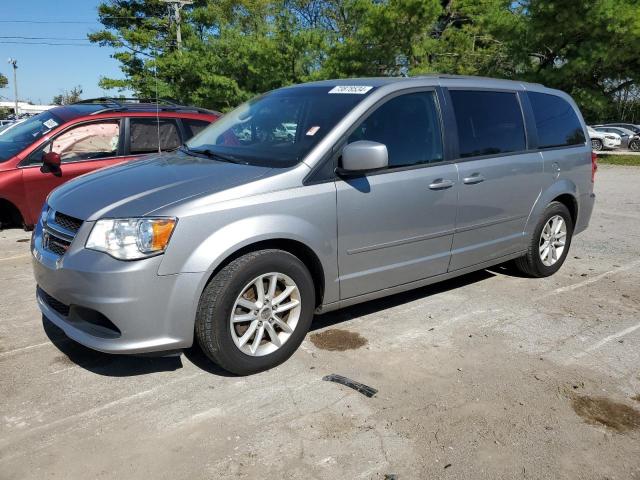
<box><xmin>47</xmin><ymin>150</ymin><xmax>273</xmax><ymax>221</ymax></box>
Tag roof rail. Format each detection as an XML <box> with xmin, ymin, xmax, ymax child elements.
<box><xmin>72</xmin><ymin>97</ymin><xmax>219</xmax><ymax>116</ymax></box>
<box><xmin>74</xmin><ymin>97</ymin><xmax>182</xmax><ymax>107</ymax></box>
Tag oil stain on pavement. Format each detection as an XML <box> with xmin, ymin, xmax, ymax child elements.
<box><xmin>572</xmin><ymin>395</ymin><xmax>640</xmax><ymax>432</ymax></box>
<box><xmin>310</xmin><ymin>329</ymin><xmax>367</xmax><ymax>351</ymax></box>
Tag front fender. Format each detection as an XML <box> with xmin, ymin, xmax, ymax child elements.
<box><xmin>178</xmin><ymin>215</ymin><xmax>337</xmax><ymax>307</ymax></box>
<box><xmin>185</xmin><ymin>214</ymin><xmax>332</xmax><ymax>272</ymax></box>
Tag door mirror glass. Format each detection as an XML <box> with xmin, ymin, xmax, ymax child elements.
<box><xmin>339</xmin><ymin>140</ymin><xmax>388</xmax><ymax>174</ymax></box>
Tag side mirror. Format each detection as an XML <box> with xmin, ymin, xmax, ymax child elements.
<box><xmin>43</xmin><ymin>151</ymin><xmax>61</xmax><ymax>168</ymax></box>
<box><xmin>337</xmin><ymin>140</ymin><xmax>388</xmax><ymax>175</ymax></box>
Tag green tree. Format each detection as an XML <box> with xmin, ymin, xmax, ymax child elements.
<box><xmin>91</xmin><ymin>0</ymin><xmax>640</xmax><ymax>122</ymax></box>
<box><xmin>0</xmin><ymin>72</ymin><xmax>7</xmax><ymax>89</ymax></box>
<box><xmin>317</xmin><ymin>0</ymin><xmax>443</xmax><ymax>77</ymax></box>
<box><xmin>507</xmin><ymin>0</ymin><xmax>640</xmax><ymax>122</ymax></box>
<box><xmin>90</xmin><ymin>0</ymin><xmax>324</xmax><ymax>110</ymax></box>
<box><xmin>411</xmin><ymin>0</ymin><xmax>520</xmax><ymax>77</ymax></box>
<box><xmin>52</xmin><ymin>86</ymin><xmax>83</xmax><ymax>105</ymax></box>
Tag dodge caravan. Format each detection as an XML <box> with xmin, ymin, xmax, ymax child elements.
<box><xmin>32</xmin><ymin>76</ymin><xmax>596</xmax><ymax>374</ymax></box>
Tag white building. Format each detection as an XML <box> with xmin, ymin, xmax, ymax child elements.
<box><xmin>0</xmin><ymin>101</ymin><xmax>55</xmax><ymax>115</ymax></box>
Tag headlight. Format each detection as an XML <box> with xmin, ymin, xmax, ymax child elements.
<box><xmin>86</xmin><ymin>217</ymin><xmax>177</xmax><ymax>260</ymax></box>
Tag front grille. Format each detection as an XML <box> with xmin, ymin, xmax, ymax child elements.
<box><xmin>42</xmin><ymin>229</ymin><xmax>72</xmax><ymax>256</ymax></box>
<box><xmin>38</xmin><ymin>287</ymin><xmax>70</xmax><ymax>316</ymax></box>
<box><xmin>42</xmin><ymin>209</ymin><xmax>82</xmax><ymax>257</ymax></box>
<box><xmin>54</xmin><ymin>212</ymin><xmax>83</xmax><ymax>233</ymax></box>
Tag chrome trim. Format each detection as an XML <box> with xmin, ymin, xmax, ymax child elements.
<box><xmin>44</xmin><ymin>209</ymin><xmax>79</xmax><ymax>238</ymax></box>
<box><xmin>43</xmin><ymin>223</ymin><xmax>74</xmax><ymax>242</ymax></box>
<box><xmin>40</xmin><ymin>209</ymin><xmax>81</xmax><ymax>257</ymax></box>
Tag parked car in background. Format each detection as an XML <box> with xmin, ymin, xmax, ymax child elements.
<box><xmin>593</xmin><ymin>125</ymin><xmax>640</xmax><ymax>151</ymax></box>
<box><xmin>31</xmin><ymin>76</ymin><xmax>596</xmax><ymax>374</ymax></box>
<box><xmin>587</xmin><ymin>126</ymin><xmax>621</xmax><ymax>151</ymax></box>
<box><xmin>0</xmin><ymin>98</ymin><xmax>218</xmax><ymax>228</ymax></box>
<box><xmin>0</xmin><ymin>118</ymin><xmax>23</xmax><ymax>136</ymax></box>
<box><xmin>600</xmin><ymin>123</ymin><xmax>640</xmax><ymax>135</ymax></box>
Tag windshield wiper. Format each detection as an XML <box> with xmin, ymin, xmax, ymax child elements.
<box><xmin>181</xmin><ymin>145</ymin><xmax>244</xmax><ymax>164</ymax></box>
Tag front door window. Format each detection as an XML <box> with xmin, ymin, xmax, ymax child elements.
<box><xmin>27</xmin><ymin>120</ymin><xmax>120</xmax><ymax>165</ymax></box>
<box><xmin>50</xmin><ymin>121</ymin><xmax>120</xmax><ymax>162</ymax></box>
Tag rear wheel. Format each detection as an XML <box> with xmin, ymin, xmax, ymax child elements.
<box><xmin>195</xmin><ymin>249</ymin><xmax>315</xmax><ymax>375</ymax></box>
<box><xmin>591</xmin><ymin>139</ymin><xmax>603</xmax><ymax>151</ymax></box>
<box><xmin>515</xmin><ymin>201</ymin><xmax>574</xmax><ymax>277</ymax></box>
<box><xmin>629</xmin><ymin>139</ymin><xmax>640</xmax><ymax>152</ymax></box>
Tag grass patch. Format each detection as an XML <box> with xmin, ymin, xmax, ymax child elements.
<box><xmin>597</xmin><ymin>154</ymin><xmax>640</xmax><ymax>166</ymax></box>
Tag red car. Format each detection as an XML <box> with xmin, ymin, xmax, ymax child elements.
<box><xmin>0</xmin><ymin>98</ymin><xmax>218</xmax><ymax>228</ymax></box>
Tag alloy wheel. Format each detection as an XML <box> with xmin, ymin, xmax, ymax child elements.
<box><xmin>539</xmin><ymin>215</ymin><xmax>567</xmax><ymax>267</ymax></box>
<box><xmin>229</xmin><ymin>272</ymin><xmax>301</xmax><ymax>356</ymax></box>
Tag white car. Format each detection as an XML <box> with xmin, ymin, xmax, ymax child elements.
<box><xmin>587</xmin><ymin>126</ymin><xmax>620</xmax><ymax>151</ymax></box>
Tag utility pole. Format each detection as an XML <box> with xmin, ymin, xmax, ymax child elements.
<box><xmin>161</xmin><ymin>0</ymin><xmax>193</xmax><ymax>52</ymax></box>
<box><xmin>7</xmin><ymin>58</ymin><xmax>18</xmax><ymax>116</ymax></box>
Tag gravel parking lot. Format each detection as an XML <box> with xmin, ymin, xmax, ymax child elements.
<box><xmin>1</xmin><ymin>165</ymin><xmax>639</xmax><ymax>479</ymax></box>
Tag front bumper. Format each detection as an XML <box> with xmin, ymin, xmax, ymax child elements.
<box><xmin>603</xmin><ymin>138</ymin><xmax>621</xmax><ymax>149</ymax></box>
<box><xmin>32</xmin><ymin>219</ymin><xmax>203</xmax><ymax>354</ymax></box>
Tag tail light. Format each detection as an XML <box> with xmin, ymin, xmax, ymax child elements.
<box><xmin>591</xmin><ymin>151</ymin><xmax>598</xmax><ymax>183</ymax></box>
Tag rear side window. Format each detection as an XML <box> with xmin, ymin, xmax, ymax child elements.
<box><xmin>348</xmin><ymin>91</ymin><xmax>443</xmax><ymax>168</ymax></box>
<box><xmin>450</xmin><ymin>90</ymin><xmax>526</xmax><ymax>158</ymax></box>
<box><xmin>529</xmin><ymin>92</ymin><xmax>586</xmax><ymax>148</ymax></box>
<box><xmin>182</xmin><ymin>118</ymin><xmax>211</xmax><ymax>139</ymax></box>
<box><xmin>129</xmin><ymin>118</ymin><xmax>181</xmax><ymax>154</ymax></box>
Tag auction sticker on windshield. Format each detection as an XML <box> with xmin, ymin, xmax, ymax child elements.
<box><xmin>43</xmin><ymin>119</ymin><xmax>59</xmax><ymax>129</ymax></box>
<box><xmin>328</xmin><ymin>86</ymin><xmax>373</xmax><ymax>94</ymax></box>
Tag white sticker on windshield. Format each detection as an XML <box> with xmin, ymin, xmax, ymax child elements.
<box><xmin>328</xmin><ymin>86</ymin><xmax>373</xmax><ymax>94</ymax></box>
<box><xmin>306</xmin><ymin>126</ymin><xmax>320</xmax><ymax>136</ymax></box>
<box><xmin>43</xmin><ymin>119</ymin><xmax>59</xmax><ymax>129</ymax></box>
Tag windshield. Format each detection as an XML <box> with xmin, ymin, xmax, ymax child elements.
<box><xmin>185</xmin><ymin>86</ymin><xmax>375</xmax><ymax>167</ymax></box>
<box><xmin>0</xmin><ymin>111</ymin><xmax>64</xmax><ymax>162</ymax></box>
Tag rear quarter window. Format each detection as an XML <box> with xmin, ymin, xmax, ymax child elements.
<box><xmin>182</xmin><ymin>118</ymin><xmax>211</xmax><ymax>139</ymax></box>
<box><xmin>529</xmin><ymin>92</ymin><xmax>586</xmax><ymax>149</ymax></box>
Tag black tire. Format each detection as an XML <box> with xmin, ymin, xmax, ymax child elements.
<box><xmin>195</xmin><ymin>249</ymin><xmax>315</xmax><ymax>375</ymax></box>
<box><xmin>514</xmin><ymin>201</ymin><xmax>574</xmax><ymax>278</ymax></box>
<box><xmin>591</xmin><ymin>139</ymin><xmax>603</xmax><ymax>151</ymax></box>
<box><xmin>629</xmin><ymin>139</ymin><xmax>640</xmax><ymax>152</ymax></box>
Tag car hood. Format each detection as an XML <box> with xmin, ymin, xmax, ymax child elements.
<box><xmin>47</xmin><ymin>150</ymin><xmax>274</xmax><ymax>221</ymax></box>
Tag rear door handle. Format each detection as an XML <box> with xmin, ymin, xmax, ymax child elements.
<box><xmin>463</xmin><ymin>173</ymin><xmax>485</xmax><ymax>185</ymax></box>
<box><xmin>428</xmin><ymin>179</ymin><xmax>454</xmax><ymax>190</ymax></box>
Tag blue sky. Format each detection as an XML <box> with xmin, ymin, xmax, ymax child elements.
<box><xmin>0</xmin><ymin>0</ymin><xmax>129</xmax><ymax>104</ymax></box>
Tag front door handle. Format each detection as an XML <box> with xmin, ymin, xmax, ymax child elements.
<box><xmin>463</xmin><ymin>173</ymin><xmax>485</xmax><ymax>185</ymax></box>
<box><xmin>428</xmin><ymin>179</ymin><xmax>454</xmax><ymax>190</ymax></box>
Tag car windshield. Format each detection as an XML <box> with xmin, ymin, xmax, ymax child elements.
<box><xmin>185</xmin><ymin>86</ymin><xmax>375</xmax><ymax>168</ymax></box>
<box><xmin>0</xmin><ymin>111</ymin><xmax>64</xmax><ymax>162</ymax></box>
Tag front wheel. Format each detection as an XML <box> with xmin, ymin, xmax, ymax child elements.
<box><xmin>514</xmin><ymin>201</ymin><xmax>574</xmax><ymax>277</ymax></box>
<box><xmin>195</xmin><ymin>249</ymin><xmax>315</xmax><ymax>375</ymax></box>
<box><xmin>629</xmin><ymin>139</ymin><xmax>640</xmax><ymax>152</ymax></box>
<box><xmin>591</xmin><ymin>139</ymin><xmax>603</xmax><ymax>151</ymax></box>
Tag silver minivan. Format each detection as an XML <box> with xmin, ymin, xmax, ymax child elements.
<box><xmin>32</xmin><ymin>76</ymin><xmax>596</xmax><ymax>374</ymax></box>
